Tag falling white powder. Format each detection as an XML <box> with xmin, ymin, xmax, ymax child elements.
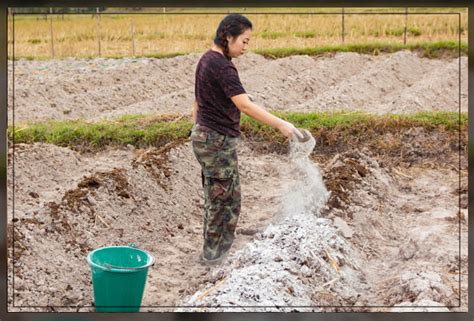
<box><xmin>277</xmin><ymin>130</ymin><xmax>329</xmax><ymax>221</ymax></box>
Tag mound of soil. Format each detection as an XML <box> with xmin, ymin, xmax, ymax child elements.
<box><xmin>8</xmin><ymin>50</ymin><xmax>467</xmax><ymax>124</ymax></box>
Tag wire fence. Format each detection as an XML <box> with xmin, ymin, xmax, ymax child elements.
<box><xmin>8</xmin><ymin>8</ymin><xmax>465</xmax><ymax>59</ymax></box>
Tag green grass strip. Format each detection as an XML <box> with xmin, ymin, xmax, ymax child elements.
<box><xmin>9</xmin><ymin>115</ymin><xmax>192</xmax><ymax>149</ymax></box>
<box><xmin>240</xmin><ymin>111</ymin><xmax>466</xmax><ymax>143</ymax></box>
<box><xmin>242</xmin><ymin>111</ymin><xmax>466</xmax><ymax>130</ymax></box>
<box><xmin>10</xmin><ymin>41</ymin><xmax>467</xmax><ymax>61</ymax></box>
<box><xmin>253</xmin><ymin>41</ymin><xmax>467</xmax><ymax>58</ymax></box>
<box><xmin>8</xmin><ymin>111</ymin><xmax>467</xmax><ymax>150</ymax></box>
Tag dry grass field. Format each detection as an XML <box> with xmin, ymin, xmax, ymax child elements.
<box><xmin>7</xmin><ymin>7</ymin><xmax>467</xmax><ymax>59</ymax></box>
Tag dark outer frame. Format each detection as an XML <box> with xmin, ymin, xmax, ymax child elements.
<box><xmin>0</xmin><ymin>0</ymin><xmax>472</xmax><ymax>320</ymax></box>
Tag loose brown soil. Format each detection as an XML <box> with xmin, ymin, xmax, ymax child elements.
<box><xmin>6</xmin><ymin>51</ymin><xmax>467</xmax><ymax>312</ymax></box>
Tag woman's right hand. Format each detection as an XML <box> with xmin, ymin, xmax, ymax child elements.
<box><xmin>278</xmin><ymin>120</ymin><xmax>304</xmax><ymax>140</ymax></box>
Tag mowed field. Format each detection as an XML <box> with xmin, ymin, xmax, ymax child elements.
<box><xmin>8</xmin><ymin>7</ymin><xmax>467</xmax><ymax>59</ymax></box>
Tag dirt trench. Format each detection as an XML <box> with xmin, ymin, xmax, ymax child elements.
<box><xmin>6</xmin><ymin>128</ymin><xmax>467</xmax><ymax>312</ymax></box>
<box><xmin>174</xmin><ymin>135</ymin><xmax>466</xmax><ymax>312</ymax></box>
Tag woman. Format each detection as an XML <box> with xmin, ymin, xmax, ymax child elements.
<box><xmin>191</xmin><ymin>13</ymin><xmax>303</xmax><ymax>264</ymax></box>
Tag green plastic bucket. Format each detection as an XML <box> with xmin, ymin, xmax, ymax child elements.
<box><xmin>87</xmin><ymin>245</ymin><xmax>155</xmax><ymax>312</ymax></box>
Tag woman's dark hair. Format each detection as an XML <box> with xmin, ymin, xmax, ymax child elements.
<box><xmin>214</xmin><ymin>14</ymin><xmax>252</xmax><ymax>60</ymax></box>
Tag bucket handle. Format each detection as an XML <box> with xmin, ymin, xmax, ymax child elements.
<box><xmin>101</xmin><ymin>243</ymin><xmax>138</xmax><ymax>270</ymax></box>
<box><xmin>102</xmin><ymin>263</ymin><xmax>144</xmax><ymax>271</ymax></box>
<box><xmin>101</xmin><ymin>242</ymin><xmax>135</xmax><ymax>270</ymax></box>
<box><xmin>100</xmin><ymin>243</ymin><xmax>154</xmax><ymax>271</ymax></box>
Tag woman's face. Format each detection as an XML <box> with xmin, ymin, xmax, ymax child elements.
<box><xmin>227</xmin><ymin>28</ymin><xmax>251</xmax><ymax>58</ymax></box>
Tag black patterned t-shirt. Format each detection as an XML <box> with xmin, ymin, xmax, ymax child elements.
<box><xmin>195</xmin><ymin>49</ymin><xmax>246</xmax><ymax>137</ymax></box>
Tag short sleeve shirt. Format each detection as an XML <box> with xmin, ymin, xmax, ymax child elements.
<box><xmin>195</xmin><ymin>50</ymin><xmax>246</xmax><ymax>137</ymax></box>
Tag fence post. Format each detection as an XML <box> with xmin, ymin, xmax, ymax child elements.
<box><xmin>49</xmin><ymin>7</ymin><xmax>55</xmax><ymax>58</ymax></box>
<box><xmin>342</xmin><ymin>7</ymin><xmax>345</xmax><ymax>44</ymax></box>
<box><xmin>313</xmin><ymin>12</ymin><xmax>317</xmax><ymax>49</ymax></box>
<box><xmin>96</xmin><ymin>7</ymin><xmax>101</xmax><ymax>57</ymax></box>
<box><xmin>404</xmin><ymin>7</ymin><xmax>408</xmax><ymax>45</ymax></box>
<box><xmin>8</xmin><ymin>8</ymin><xmax>12</xmax><ymax>59</ymax></box>
<box><xmin>8</xmin><ymin>8</ymin><xmax>12</xmax><ymax>39</ymax></box>
<box><xmin>131</xmin><ymin>19</ymin><xmax>135</xmax><ymax>56</ymax></box>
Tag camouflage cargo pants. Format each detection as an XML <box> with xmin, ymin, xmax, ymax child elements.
<box><xmin>190</xmin><ymin>123</ymin><xmax>241</xmax><ymax>261</ymax></box>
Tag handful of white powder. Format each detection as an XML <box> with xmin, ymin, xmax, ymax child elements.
<box><xmin>289</xmin><ymin>128</ymin><xmax>315</xmax><ymax>159</ymax></box>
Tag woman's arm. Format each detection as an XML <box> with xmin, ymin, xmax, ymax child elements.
<box><xmin>231</xmin><ymin>94</ymin><xmax>302</xmax><ymax>139</ymax></box>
